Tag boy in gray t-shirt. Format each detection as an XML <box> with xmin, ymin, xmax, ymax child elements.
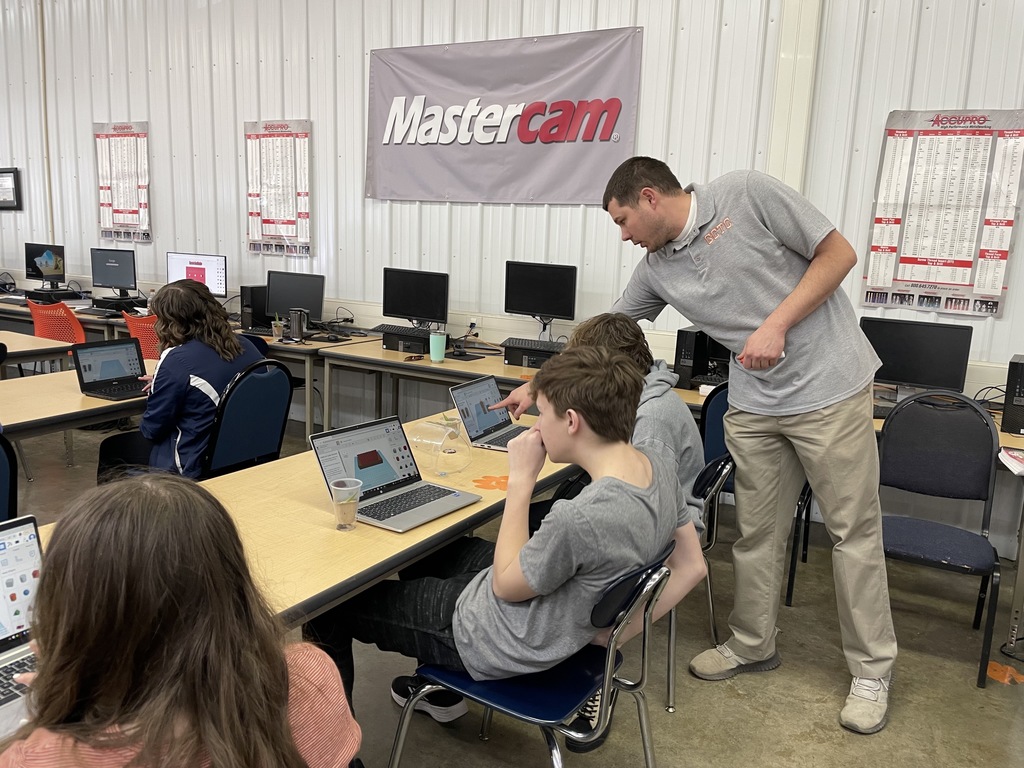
<box><xmin>305</xmin><ymin>346</ymin><xmax>679</xmax><ymax>729</ymax></box>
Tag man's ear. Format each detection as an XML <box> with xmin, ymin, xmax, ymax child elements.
<box><xmin>641</xmin><ymin>186</ymin><xmax>657</xmax><ymax>208</ymax></box>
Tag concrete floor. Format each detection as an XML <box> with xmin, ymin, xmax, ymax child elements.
<box><xmin>14</xmin><ymin>421</ymin><xmax>1024</xmax><ymax>768</ymax></box>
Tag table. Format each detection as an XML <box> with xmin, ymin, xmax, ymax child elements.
<box><xmin>0</xmin><ymin>331</ymin><xmax>72</xmax><ymax>377</ymax></box>
<box><xmin>0</xmin><ymin>303</ymin><xmax>116</xmax><ymax>339</ymax></box>
<box><xmin>319</xmin><ymin>340</ymin><xmax>539</xmax><ymax>427</ymax></box>
<box><xmin>195</xmin><ymin>411</ymin><xmax>568</xmax><ymax>626</ymax></box>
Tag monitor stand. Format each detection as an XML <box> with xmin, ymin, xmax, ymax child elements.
<box><xmin>25</xmin><ymin>287</ymin><xmax>80</xmax><ymax>304</ymax></box>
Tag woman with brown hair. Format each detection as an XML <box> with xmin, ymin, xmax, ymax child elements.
<box><xmin>0</xmin><ymin>473</ymin><xmax>360</xmax><ymax>767</ymax></box>
<box><xmin>98</xmin><ymin>279</ymin><xmax>264</xmax><ymax>480</ymax></box>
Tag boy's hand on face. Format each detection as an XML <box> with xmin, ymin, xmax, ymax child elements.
<box><xmin>507</xmin><ymin>427</ymin><xmax>546</xmax><ymax>483</ymax></box>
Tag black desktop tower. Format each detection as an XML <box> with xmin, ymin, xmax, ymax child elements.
<box><xmin>381</xmin><ymin>332</ymin><xmax>449</xmax><ymax>355</ymax></box>
<box><xmin>1002</xmin><ymin>355</ymin><xmax>1024</xmax><ymax>435</ymax></box>
<box><xmin>673</xmin><ymin>326</ymin><xmax>730</xmax><ymax>389</ymax></box>
<box><xmin>25</xmin><ymin>288</ymin><xmax>80</xmax><ymax>304</ymax></box>
<box><xmin>503</xmin><ymin>347</ymin><xmax>557</xmax><ymax>369</ymax></box>
<box><xmin>240</xmin><ymin>284</ymin><xmax>270</xmax><ymax>329</ymax></box>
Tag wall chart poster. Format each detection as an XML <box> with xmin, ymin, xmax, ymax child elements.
<box><xmin>245</xmin><ymin>120</ymin><xmax>312</xmax><ymax>256</ymax></box>
<box><xmin>862</xmin><ymin>109</ymin><xmax>1023</xmax><ymax>317</ymax></box>
<box><xmin>94</xmin><ymin>122</ymin><xmax>151</xmax><ymax>242</ymax></box>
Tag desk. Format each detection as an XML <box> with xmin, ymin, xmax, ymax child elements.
<box><xmin>0</xmin><ymin>303</ymin><xmax>116</xmax><ymax>339</ymax></box>
<box><xmin>0</xmin><ymin>364</ymin><xmax>153</xmax><ymax>439</ymax></box>
<box><xmin>319</xmin><ymin>341</ymin><xmax>538</xmax><ymax>428</ymax></box>
<box><xmin>195</xmin><ymin>411</ymin><xmax>567</xmax><ymax>626</ymax></box>
<box><xmin>0</xmin><ymin>331</ymin><xmax>72</xmax><ymax>377</ymax></box>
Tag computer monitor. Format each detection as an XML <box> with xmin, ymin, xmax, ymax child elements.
<box><xmin>504</xmin><ymin>261</ymin><xmax>577</xmax><ymax>321</ymax></box>
<box><xmin>265</xmin><ymin>270</ymin><xmax>325</xmax><ymax>322</ymax></box>
<box><xmin>166</xmin><ymin>252</ymin><xmax>228</xmax><ymax>298</ymax></box>
<box><xmin>859</xmin><ymin>317</ymin><xmax>973</xmax><ymax>394</ymax></box>
<box><xmin>382</xmin><ymin>268</ymin><xmax>449</xmax><ymax>326</ymax></box>
<box><xmin>91</xmin><ymin>248</ymin><xmax>138</xmax><ymax>298</ymax></box>
<box><xmin>25</xmin><ymin>243</ymin><xmax>65</xmax><ymax>289</ymax></box>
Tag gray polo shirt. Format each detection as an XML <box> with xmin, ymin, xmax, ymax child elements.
<box><xmin>611</xmin><ymin>170</ymin><xmax>879</xmax><ymax>416</ymax></box>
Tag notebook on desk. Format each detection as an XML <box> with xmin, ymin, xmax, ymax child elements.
<box><xmin>70</xmin><ymin>338</ymin><xmax>148</xmax><ymax>401</ymax></box>
<box><xmin>449</xmin><ymin>376</ymin><xmax>529</xmax><ymax>452</ymax></box>
<box><xmin>309</xmin><ymin>417</ymin><xmax>481</xmax><ymax>533</ymax></box>
<box><xmin>0</xmin><ymin>516</ymin><xmax>42</xmax><ymax>739</ymax></box>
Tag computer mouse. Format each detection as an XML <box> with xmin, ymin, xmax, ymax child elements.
<box><xmin>451</xmin><ymin>347</ymin><xmax>465</xmax><ymax>357</ymax></box>
<box><xmin>327</xmin><ymin>334</ymin><xmax>341</xmax><ymax>342</ymax></box>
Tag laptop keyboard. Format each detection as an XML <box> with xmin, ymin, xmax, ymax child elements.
<box><xmin>500</xmin><ymin>337</ymin><xmax>564</xmax><ymax>353</ymax></box>
<box><xmin>483</xmin><ymin>425</ymin><xmax>528</xmax><ymax>447</ymax></box>
<box><xmin>94</xmin><ymin>382</ymin><xmax>146</xmax><ymax>397</ymax></box>
<box><xmin>0</xmin><ymin>654</ymin><xmax>35</xmax><ymax>706</ymax></box>
<box><xmin>359</xmin><ymin>484</ymin><xmax>456</xmax><ymax>522</ymax></box>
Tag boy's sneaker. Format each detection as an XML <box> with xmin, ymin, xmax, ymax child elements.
<box><xmin>689</xmin><ymin>644</ymin><xmax>781</xmax><ymax>680</ymax></box>
<box><xmin>390</xmin><ymin>675</ymin><xmax>469</xmax><ymax>723</ymax></box>
<box><xmin>564</xmin><ymin>690</ymin><xmax>612</xmax><ymax>753</ymax></box>
<box><xmin>839</xmin><ymin>674</ymin><xmax>890</xmax><ymax>734</ymax></box>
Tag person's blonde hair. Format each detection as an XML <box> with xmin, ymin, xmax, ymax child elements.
<box><xmin>530</xmin><ymin>346</ymin><xmax>643</xmax><ymax>443</ymax></box>
<box><xmin>151</xmin><ymin>279</ymin><xmax>243</xmax><ymax>361</ymax></box>
<box><xmin>6</xmin><ymin>474</ymin><xmax>308</xmax><ymax>768</ymax></box>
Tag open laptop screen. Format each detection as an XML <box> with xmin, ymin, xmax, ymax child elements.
<box><xmin>310</xmin><ymin>418</ymin><xmax>421</xmax><ymax>500</ymax></box>
<box><xmin>450</xmin><ymin>377</ymin><xmax>513</xmax><ymax>440</ymax></box>
<box><xmin>0</xmin><ymin>517</ymin><xmax>41</xmax><ymax>653</ymax></box>
<box><xmin>74</xmin><ymin>340</ymin><xmax>145</xmax><ymax>384</ymax></box>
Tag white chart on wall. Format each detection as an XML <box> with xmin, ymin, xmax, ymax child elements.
<box><xmin>244</xmin><ymin>120</ymin><xmax>312</xmax><ymax>257</ymax></box>
<box><xmin>862</xmin><ymin>110</ymin><xmax>1023</xmax><ymax>318</ymax></box>
<box><xmin>94</xmin><ymin>122</ymin><xmax>151</xmax><ymax>243</ymax></box>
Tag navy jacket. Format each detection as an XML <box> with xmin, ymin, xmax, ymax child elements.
<box><xmin>140</xmin><ymin>337</ymin><xmax>265</xmax><ymax>478</ymax></box>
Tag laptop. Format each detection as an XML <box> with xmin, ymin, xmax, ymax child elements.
<box><xmin>449</xmin><ymin>376</ymin><xmax>529</xmax><ymax>451</ymax></box>
<box><xmin>0</xmin><ymin>516</ymin><xmax>42</xmax><ymax>738</ymax></box>
<box><xmin>70</xmin><ymin>338</ymin><xmax>148</xmax><ymax>401</ymax></box>
<box><xmin>309</xmin><ymin>417</ymin><xmax>481</xmax><ymax>533</ymax></box>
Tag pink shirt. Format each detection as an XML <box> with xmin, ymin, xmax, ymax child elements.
<box><xmin>0</xmin><ymin>644</ymin><xmax>361</xmax><ymax>768</ymax></box>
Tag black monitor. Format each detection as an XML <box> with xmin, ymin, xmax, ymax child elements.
<box><xmin>166</xmin><ymin>252</ymin><xmax>228</xmax><ymax>298</ymax></box>
<box><xmin>265</xmin><ymin>270</ymin><xmax>325</xmax><ymax>322</ymax></box>
<box><xmin>859</xmin><ymin>317</ymin><xmax>973</xmax><ymax>393</ymax></box>
<box><xmin>91</xmin><ymin>248</ymin><xmax>138</xmax><ymax>298</ymax></box>
<box><xmin>382</xmin><ymin>268</ymin><xmax>449</xmax><ymax>326</ymax></box>
<box><xmin>504</xmin><ymin>261</ymin><xmax>577</xmax><ymax>321</ymax></box>
<box><xmin>25</xmin><ymin>243</ymin><xmax>65</xmax><ymax>289</ymax></box>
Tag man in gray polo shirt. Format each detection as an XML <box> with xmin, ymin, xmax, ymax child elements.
<box><xmin>496</xmin><ymin>158</ymin><xmax>897</xmax><ymax>734</ymax></box>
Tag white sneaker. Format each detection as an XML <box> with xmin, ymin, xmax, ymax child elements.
<box><xmin>839</xmin><ymin>674</ymin><xmax>890</xmax><ymax>734</ymax></box>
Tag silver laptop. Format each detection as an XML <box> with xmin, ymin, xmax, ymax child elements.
<box><xmin>309</xmin><ymin>417</ymin><xmax>482</xmax><ymax>533</ymax></box>
<box><xmin>450</xmin><ymin>376</ymin><xmax>529</xmax><ymax>451</ymax></box>
<box><xmin>0</xmin><ymin>516</ymin><xmax>42</xmax><ymax>738</ymax></box>
<box><xmin>70</xmin><ymin>338</ymin><xmax>148</xmax><ymax>401</ymax></box>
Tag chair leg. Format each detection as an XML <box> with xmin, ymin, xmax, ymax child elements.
<box><xmin>973</xmin><ymin>573</ymin><xmax>990</xmax><ymax>630</ymax></box>
<box><xmin>629</xmin><ymin>689</ymin><xmax>658</xmax><ymax>768</ymax></box>
<box><xmin>478</xmin><ymin>706</ymin><xmax>494</xmax><ymax>741</ymax></box>
<box><xmin>666</xmin><ymin>606</ymin><xmax>676</xmax><ymax>713</ymax></box>
<box><xmin>785</xmin><ymin>508</ymin><xmax>802</xmax><ymax>607</ymax></box>
<box><xmin>387</xmin><ymin>683</ymin><xmax>447</xmax><ymax>768</ymax></box>
<box><xmin>799</xmin><ymin>488</ymin><xmax>812</xmax><ymax>563</ymax></box>
<box><xmin>63</xmin><ymin>430</ymin><xmax>74</xmax><ymax>466</ymax></box>
<box><xmin>704</xmin><ymin>553</ymin><xmax>719</xmax><ymax>645</ymax></box>
<box><xmin>977</xmin><ymin>567</ymin><xmax>1000</xmax><ymax>688</ymax></box>
<box><xmin>13</xmin><ymin>441</ymin><xmax>33</xmax><ymax>482</ymax></box>
<box><xmin>539</xmin><ymin>726</ymin><xmax>564</xmax><ymax>768</ymax></box>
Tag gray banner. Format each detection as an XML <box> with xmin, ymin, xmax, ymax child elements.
<box><xmin>366</xmin><ymin>27</ymin><xmax>642</xmax><ymax>205</ymax></box>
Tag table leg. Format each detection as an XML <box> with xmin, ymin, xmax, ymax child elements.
<box><xmin>1001</xmin><ymin>484</ymin><xmax>1024</xmax><ymax>661</ymax></box>
<box><xmin>304</xmin><ymin>355</ymin><xmax>315</xmax><ymax>440</ymax></box>
<box><xmin>322</xmin><ymin>360</ymin><xmax>334</xmax><ymax>431</ymax></box>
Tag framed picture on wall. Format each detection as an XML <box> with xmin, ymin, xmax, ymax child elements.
<box><xmin>0</xmin><ymin>168</ymin><xmax>21</xmax><ymax>210</ymax></box>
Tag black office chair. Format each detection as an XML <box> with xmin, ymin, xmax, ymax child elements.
<box><xmin>201</xmin><ymin>359</ymin><xmax>293</xmax><ymax>479</ymax></box>
<box><xmin>0</xmin><ymin>433</ymin><xmax>18</xmax><ymax>521</ymax></box>
<box><xmin>876</xmin><ymin>391</ymin><xmax>1000</xmax><ymax>688</ymax></box>
<box><xmin>387</xmin><ymin>543</ymin><xmax>674</xmax><ymax>768</ymax></box>
<box><xmin>241</xmin><ymin>332</ymin><xmax>317</xmax><ymax>426</ymax></box>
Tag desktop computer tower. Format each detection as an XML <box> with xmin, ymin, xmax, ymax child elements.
<box><xmin>240</xmin><ymin>284</ymin><xmax>270</xmax><ymax>329</ymax></box>
<box><xmin>25</xmin><ymin>288</ymin><xmax>80</xmax><ymax>304</ymax></box>
<box><xmin>1002</xmin><ymin>355</ymin><xmax>1024</xmax><ymax>435</ymax></box>
<box><xmin>674</xmin><ymin>326</ymin><xmax>730</xmax><ymax>389</ymax></box>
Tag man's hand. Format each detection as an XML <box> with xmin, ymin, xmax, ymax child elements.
<box><xmin>506</xmin><ymin>427</ymin><xmax>546</xmax><ymax>485</ymax></box>
<box><xmin>737</xmin><ymin>323</ymin><xmax>785</xmax><ymax>370</ymax></box>
<box><xmin>490</xmin><ymin>381</ymin><xmax>534</xmax><ymax>419</ymax></box>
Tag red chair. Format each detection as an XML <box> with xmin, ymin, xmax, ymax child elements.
<box><xmin>26</xmin><ymin>300</ymin><xmax>86</xmax><ymax>344</ymax></box>
<box><xmin>122</xmin><ymin>311</ymin><xmax>161</xmax><ymax>359</ymax></box>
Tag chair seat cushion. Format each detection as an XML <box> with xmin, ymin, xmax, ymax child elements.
<box><xmin>883</xmin><ymin>516</ymin><xmax>997</xmax><ymax>573</ymax></box>
<box><xmin>417</xmin><ymin>645</ymin><xmax>621</xmax><ymax>726</ymax></box>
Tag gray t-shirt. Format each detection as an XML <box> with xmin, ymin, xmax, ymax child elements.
<box><xmin>611</xmin><ymin>170</ymin><xmax>879</xmax><ymax>416</ymax></box>
<box><xmin>453</xmin><ymin>447</ymin><xmax>679</xmax><ymax>680</ymax></box>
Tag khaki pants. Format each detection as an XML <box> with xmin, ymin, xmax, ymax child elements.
<box><xmin>723</xmin><ymin>385</ymin><xmax>897</xmax><ymax>678</ymax></box>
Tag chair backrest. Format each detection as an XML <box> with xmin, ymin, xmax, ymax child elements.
<box><xmin>0</xmin><ymin>433</ymin><xmax>17</xmax><ymax>522</ymax></box>
<box><xmin>240</xmin><ymin>333</ymin><xmax>271</xmax><ymax>356</ymax></box>
<box><xmin>121</xmin><ymin>312</ymin><xmax>161</xmax><ymax>359</ymax></box>
<box><xmin>202</xmin><ymin>359</ymin><xmax>293</xmax><ymax>478</ymax></box>
<box><xmin>692</xmin><ymin>452</ymin><xmax>734</xmax><ymax>550</ymax></box>
<box><xmin>879</xmin><ymin>391</ymin><xmax>999</xmax><ymax>530</ymax></box>
<box><xmin>27</xmin><ymin>300</ymin><xmax>86</xmax><ymax>344</ymax></box>
<box><xmin>699</xmin><ymin>381</ymin><xmax>729</xmax><ymax>463</ymax></box>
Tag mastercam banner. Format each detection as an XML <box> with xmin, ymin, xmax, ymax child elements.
<box><xmin>365</xmin><ymin>27</ymin><xmax>643</xmax><ymax>205</ymax></box>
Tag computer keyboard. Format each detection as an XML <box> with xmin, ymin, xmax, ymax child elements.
<box><xmin>245</xmin><ymin>326</ymin><xmax>275</xmax><ymax>337</ymax></box>
<box><xmin>358</xmin><ymin>485</ymin><xmax>456</xmax><ymax>522</ymax></box>
<box><xmin>371</xmin><ymin>324</ymin><xmax>432</xmax><ymax>338</ymax></box>
<box><xmin>77</xmin><ymin>307</ymin><xmax>120</xmax><ymax>317</ymax></box>
<box><xmin>500</xmin><ymin>337</ymin><xmax>565</xmax><ymax>353</ymax></box>
<box><xmin>483</xmin><ymin>426</ymin><xmax>529</xmax><ymax>447</ymax></box>
<box><xmin>691</xmin><ymin>373</ymin><xmax>728</xmax><ymax>386</ymax></box>
<box><xmin>95</xmin><ymin>382</ymin><xmax>147</xmax><ymax>397</ymax></box>
<box><xmin>0</xmin><ymin>654</ymin><xmax>35</xmax><ymax>706</ymax></box>
<box><xmin>0</xmin><ymin>295</ymin><xmax>27</xmax><ymax>305</ymax></box>
<box><xmin>872</xmin><ymin>402</ymin><xmax>894</xmax><ymax>420</ymax></box>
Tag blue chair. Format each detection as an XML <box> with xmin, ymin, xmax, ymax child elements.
<box><xmin>876</xmin><ymin>391</ymin><xmax>1000</xmax><ymax>688</ymax></box>
<box><xmin>0</xmin><ymin>433</ymin><xmax>17</xmax><ymax>521</ymax></box>
<box><xmin>201</xmin><ymin>359</ymin><xmax>293</xmax><ymax>478</ymax></box>
<box><xmin>387</xmin><ymin>544</ymin><xmax>675</xmax><ymax>768</ymax></box>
